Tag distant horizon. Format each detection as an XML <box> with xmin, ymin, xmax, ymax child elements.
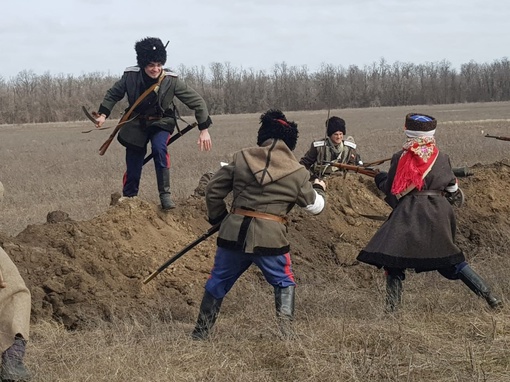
<box><xmin>2</xmin><ymin>55</ymin><xmax>509</xmax><ymax>80</ymax></box>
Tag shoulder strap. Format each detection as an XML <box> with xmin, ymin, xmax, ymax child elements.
<box><xmin>122</xmin><ymin>71</ymin><xmax>166</xmax><ymax>121</ymax></box>
<box><xmin>97</xmin><ymin>71</ymin><xmax>166</xmax><ymax>156</ymax></box>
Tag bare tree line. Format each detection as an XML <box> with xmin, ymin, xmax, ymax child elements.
<box><xmin>0</xmin><ymin>57</ymin><xmax>509</xmax><ymax>125</ymax></box>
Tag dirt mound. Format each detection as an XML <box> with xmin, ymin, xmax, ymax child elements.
<box><xmin>1</xmin><ymin>161</ymin><xmax>508</xmax><ymax>330</ymax></box>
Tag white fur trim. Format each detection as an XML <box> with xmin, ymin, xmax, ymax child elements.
<box><xmin>445</xmin><ymin>182</ymin><xmax>459</xmax><ymax>193</ymax></box>
<box><xmin>405</xmin><ymin>129</ymin><xmax>436</xmax><ymax>138</ymax></box>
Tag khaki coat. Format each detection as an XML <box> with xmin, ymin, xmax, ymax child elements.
<box><xmin>0</xmin><ymin>246</ymin><xmax>31</xmax><ymax>352</ymax></box>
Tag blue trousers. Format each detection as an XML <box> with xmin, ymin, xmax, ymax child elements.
<box><xmin>385</xmin><ymin>261</ymin><xmax>468</xmax><ymax>280</ymax></box>
<box><xmin>123</xmin><ymin>127</ymin><xmax>170</xmax><ymax>197</ymax></box>
<box><xmin>205</xmin><ymin>247</ymin><xmax>296</xmax><ymax>299</ymax></box>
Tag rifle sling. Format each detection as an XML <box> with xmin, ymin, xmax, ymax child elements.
<box><xmin>117</xmin><ymin>71</ymin><xmax>166</xmax><ymax>127</ymax></box>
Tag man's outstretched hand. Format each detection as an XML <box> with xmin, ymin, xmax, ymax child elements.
<box><xmin>198</xmin><ymin>129</ymin><xmax>212</xmax><ymax>151</ymax></box>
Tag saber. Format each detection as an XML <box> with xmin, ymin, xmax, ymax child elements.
<box><xmin>82</xmin><ymin>106</ymin><xmax>98</xmax><ymax>124</ymax></box>
<box><xmin>81</xmin><ymin>106</ymin><xmax>114</xmax><ymax>133</ymax></box>
<box><xmin>143</xmin><ymin>223</ymin><xmax>220</xmax><ymax>284</ymax></box>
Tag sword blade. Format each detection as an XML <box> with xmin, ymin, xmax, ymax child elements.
<box><xmin>82</xmin><ymin>106</ymin><xmax>98</xmax><ymax>124</ymax></box>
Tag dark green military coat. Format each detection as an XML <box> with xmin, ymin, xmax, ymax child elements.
<box><xmin>99</xmin><ymin>66</ymin><xmax>212</xmax><ymax>149</ymax></box>
<box><xmin>299</xmin><ymin>136</ymin><xmax>360</xmax><ymax>178</ymax></box>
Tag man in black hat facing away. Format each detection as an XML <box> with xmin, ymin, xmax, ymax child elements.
<box><xmin>191</xmin><ymin>109</ymin><xmax>327</xmax><ymax>340</ymax></box>
<box><xmin>95</xmin><ymin>37</ymin><xmax>213</xmax><ymax>210</ymax></box>
<box><xmin>300</xmin><ymin>116</ymin><xmax>362</xmax><ymax>179</ymax></box>
<box><xmin>357</xmin><ymin>113</ymin><xmax>503</xmax><ymax>313</ymax></box>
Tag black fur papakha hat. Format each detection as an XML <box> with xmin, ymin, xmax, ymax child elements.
<box><xmin>135</xmin><ymin>37</ymin><xmax>167</xmax><ymax>68</ymax></box>
<box><xmin>257</xmin><ymin>109</ymin><xmax>299</xmax><ymax>151</ymax></box>
<box><xmin>326</xmin><ymin>116</ymin><xmax>346</xmax><ymax>136</ymax></box>
<box><xmin>405</xmin><ymin>113</ymin><xmax>437</xmax><ymax>131</ymax></box>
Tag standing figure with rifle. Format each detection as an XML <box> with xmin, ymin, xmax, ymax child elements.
<box><xmin>191</xmin><ymin>109</ymin><xmax>326</xmax><ymax>340</ymax></box>
<box><xmin>299</xmin><ymin>116</ymin><xmax>362</xmax><ymax>179</ymax></box>
<box><xmin>357</xmin><ymin>113</ymin><xmax>502</xmax><ymax>313</ymax></box>
<box><xmin>94</xmin><ymin>37</ymin><xmax>213</xmax><ymax>210</ymax></box>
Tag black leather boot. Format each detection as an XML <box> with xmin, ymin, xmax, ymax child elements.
<box><xmin>155</xmin><ymin>167</ymin><xmax>175</xmax><ymax>210</ymax></box>
<box><xmin>459</xmin><ymin>265</ymin><xmax>503</xmax><ymax>309</ymax></box>
<box><xmin>385</xmin><ymin>271</ymin><xmax>403</xmax><ymax>313</ymax></box>
<box><xmin>1</xmin><ymin>335</ymin><xmax>31</xmax><ymax>382</ymax></box>
<box><xmin>274</xmin><ymin>285</ymin><xmax>296</xmax><ymax>339</ymax></box>
<box><xmin>191</xmin><ymin>291</ymin><xmax>223</xmax><ymax>340</ymax></box>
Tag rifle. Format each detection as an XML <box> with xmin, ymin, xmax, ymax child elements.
<box><xmin>120</xmin><ymin>119</ymin><xmax>197</xmax><ymax>180</ymax></box>
<box><xmin>143</xmin><ymin>222</ymin><xmax>220</xmax><ymax>284</ymax></box>
<box><xmin>330</xmin><ymin>162</ymin><xmax>474</xmax><ymax>179</ymax></box>
<box><xmin>452</xmin><ymin>167</ymin><xmax>473</xmax><ymax>177</ymax></box>
<box><xmin>362</xmin><ymin>157</ymin><xmax>392</xmax><ymax>167</ymax></box>
<box><xmin>327</xmin><ymin>162</ymin><xmax>379</xmax><ymax>177</ymax></box>
<box><xmin>485</xmin><ymin>134</ymin><xmax>510</xmax><ymax>142</ymax></box>
<box><xmin>141</xmin><ymin>121</ymin><xmax>197</xmax><ymax>166</ymax></box>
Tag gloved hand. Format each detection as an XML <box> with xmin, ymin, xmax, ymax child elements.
<box><xmin>208</xmin><ymin>209</ymin><xmax>228</xmax><ymax>225</ymax></box>
<box><xmin>374</xmin><ymin>171</ymin><xmax>388</xmax><ymax>188</ymax></box>
<box><xmin>445</xmin><ymin>188</ymin><xmax>465</xmax><ymax>207</ymax></box>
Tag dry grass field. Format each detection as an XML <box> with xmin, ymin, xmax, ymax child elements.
<box><xmin>0</xmin><ymin>102</ymin><xmax>509</xmax><ymax>381</ymax></box>
<box><xmin>1</xmin><ymin>102</ymin><xmax>509</xmax><ymax>236</ymax></box>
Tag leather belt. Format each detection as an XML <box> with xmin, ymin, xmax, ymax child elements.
<box><xmin>232</xmin><ymin>208</ymin><xmax>288</xmax><ymax>225</ymax></box>
<box><xmin>410</xmin><ymin>190</ymin><xmax>445</xmax><ymax>196</ymax></box>
<box><xmin>138</xmin><ymin>115</ymin><xmax>162</xmax><ymax>121</ymax></box>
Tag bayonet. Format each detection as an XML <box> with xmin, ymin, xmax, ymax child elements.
<box><xmin>485</xmin><ymin>134</ymin><xmax>510</xmax><ymax>142</ymax></box>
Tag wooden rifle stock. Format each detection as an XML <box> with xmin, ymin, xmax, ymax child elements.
<box><xmin>485</xmin><ymin>134</ymin><xmax>510</xmax><ymax>142</ymax></box>
<box><xmin>329</xmin><ymin>162</ymin><xmax>379</xmax><ymax>177</ymax></box>
<box><xmin>98</xmin><ymin>112</ymin><xmax>132</xmax><ymax>155</ymax></box>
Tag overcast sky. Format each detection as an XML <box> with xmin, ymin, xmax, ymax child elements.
<box><xmin>1</xmin><ymin>0</ymin><xmax>508</xmax><ymax>79</ymax></box>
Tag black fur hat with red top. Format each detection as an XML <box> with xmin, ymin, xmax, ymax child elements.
<box><xmin>257</xmin><ymin>109</ymin><xmax>299</xmax><ymax>150</ymax></box>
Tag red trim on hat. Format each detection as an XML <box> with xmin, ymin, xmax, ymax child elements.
<box><xmin>275</xmin><ymin>119</ymin><xmax>290</xmax><ymax>127</ymax></box>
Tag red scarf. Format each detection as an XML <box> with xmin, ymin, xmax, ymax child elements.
<box><xmin>391</xmin><ymin>136</ymin><xmax>439</xmax><ymax>196</ymax></box>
